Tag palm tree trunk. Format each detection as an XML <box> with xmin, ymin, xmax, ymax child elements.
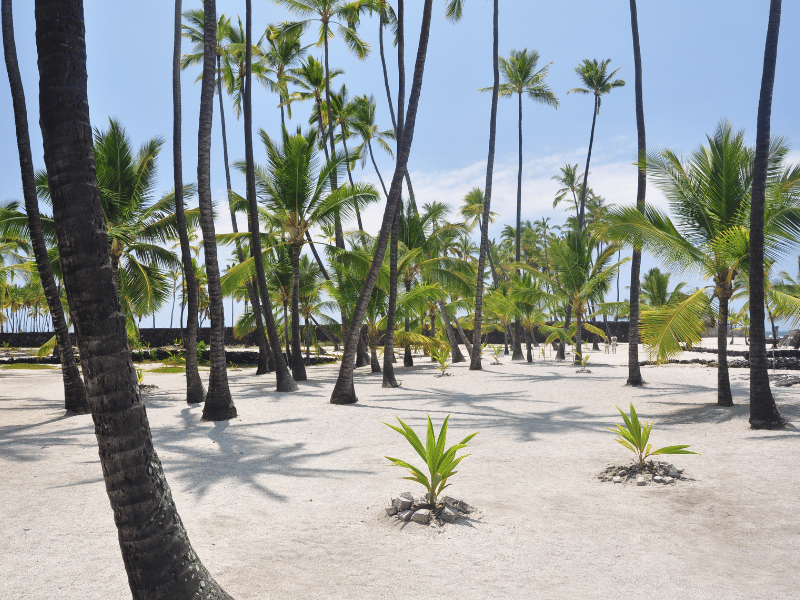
<box><xmin>438</xmin><ymin>301</ymin><xmax>465</xmax><ymax>363</ymax></box>
<box><xmin>283</xmin><ymin>302</ymin><xmax>290</xmax><ymax>362</ymax></box>
<box><xmin>290</xmin><ymin>243</ymin><xmax>307</xmax><ymax>380</ymax></box>
<box><xmin>310</xmin><ymin>314</ymin><xmax>339</xmax><ymax>351</ymax></box>
<box><xmin>526</xmin><ymin>329</ymin><xmax>533</xmax><ymax>362</ymax></box>
<box><xmin>329</xmin><ymin>0</ymin><xmax>433</xmax><ymax>404</ymax></box>
<box><xmin>322</xmin><ymin>24</ymin><xmax>344</xmax><ymax>251</ymax></box>
<box><xmin>717</xmin><ymin>294</ymin><xmax>733</xmax><ymax>406</ymax></box>
<box><xmin>511</xmin><ymin>91</ymin><xmax>524</xmax><ymax>361</ymax></box>
<box><xmin>35</xmin><ymin>1</ymin><xmax>231</xmax><ymax>594</ymax></box>
<box><xmin>218</xmin><ymin>53</ymin><xmax>270</xmax><ymax>376</ymax></box>
<box><xmin>198</xmin><ymin>0</ymin><xmax>236</xmax><ymax>421</ymax></box>
<box><xmin>244</xmin><ymin>8</ymin><xmax>296</xmax><ymax>394</ymax></box>
<box><xmin>382</xmin><ymin>205</ymin><xmax>400</xmax><ymax>387</ymax></box>
<box><xmin>340</xmin><ymin>123</ymin><xmax>364</xmax><ymax>232</ymax></box>
<box><xmin>627</xmin><ymin>0</ymin><xmax>646</xmax><ymax>386</ymax></box>
<box><xmin>452</xmin><ymin>312</ymin><xmax>473</xmax><ymax>357</ymax></box>
<box><xmin>574</xmin><ymin>311</ymin><xmax>582</xmax><ymax>365</ymax></box>
<box><xmin>470</xmin><ymin>0</ymin><xmax>500</xmax><ymax>371</ymax></box>
<box><xmin>578</xmin><ymin>95</ymin><xmax>599</xmax><ymax>232</ymax></box>
<box><xmin>3</xmin><ymin>0</ymin><xmax>89</xmax><ymax>414</ymax></box>
<box><xmin>749</xmin><ymin>0</ymin><xmax>785</xmax><ymax>428</ymax></box>
<box><xmin>173</xmin><ymin>0</ymin><xmax>205</xmax><ymax>404</ymax></box>
<box><xmin>370</xmin><ymin>336</ymin><xmax>381</xmax><ymax>372</ymax></box>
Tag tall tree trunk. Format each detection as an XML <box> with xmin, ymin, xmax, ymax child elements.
<box><xmin>35</xmin><ymin>1</ymin><xmax>231</xmax><ymax>594</ymax></box>
<box><xmin>470</xmin><ymin>0</ymin><xmax>500</xmax><ymax>371</ymax></box>
<box><xmin>717</xmin><ymin>292</ymin><xmax>733</xmax><ymax>407</ymax></box>
<box><xmin>382</xmin><ymin>204</ymin><xmax>400</xmax><ymax>387</ymax></box>
<box><xmin>526</xmin><ymin>329</ymin><xmax>532</xmax><ymax>362</ymax></box>
<box><xmin>749</xmin><ymin>0</ymin><xmax>785</xmax><ymax>429</ymax></box>
<box><xmin>627</xmin><ymin>0</ymin><xmax>645</xmax><ymax>386</ymax></box>
<box><xmin>329</xmin><ymin>0</ymin><xmax>433</xmax><ymax>404</ymax></box>
<box><xmin>438</xmin><ymin>300</ymin><xmax>465</xmax><ymax>362</ymax></box>
<box><xmin>217</xmin><ymin>54</ymin><xmax>270</xmax><ymax>375</ymax></box>
<box><xmin>340</xmin><ymin>123</ymin><xmax>364</xmax><ymax>232</ymax></box>
<box><xmin>574</xmin><ymin>311</ymin><xmax>582</xmax><ymax>365</ymax></box>
<box><xmin>174</xmin><ymin>0</ymin><xmax>206</xmax><ymax>404</ymax></box>
<box><xmin>198</xmin><ymin>0</ymin><xmax>236</xmax><ymax>421</ymax></box>
<box><xmin>290</xmin><ymin>243</ymin><xmax>307</xmax><ymax>380</ymax></box>
<box><xmin>322</xmin><ymin>24</ymin><xmax>344</xmax><ymax>250</ymax></box>
<box><xmin>511</xmin><ymin>91</ymin><xmax>524</xmax><ymax>360</ymax></box>
<box><xmin>577</xmin><ymin>95</ymin><xmax>599</xmax><ymax>232</ymax></box>
<box><xmin>370</xmin><ymin>337</ymin><xmax>381</xmax><ymax>372</ymax></box>
<box><xmin>244</xmin><ymin>5</ymin><xmax>296</xmax><ymax>393</ymax></box>
<box><xmin>452</xmin><ymin>312</ymin><xmax>473</xmax><ymax>357</ymax></box>
<box><xmin>3</xmin><ymin>0</ymin><xmax>89</xmax><ymax>414</ymax></box>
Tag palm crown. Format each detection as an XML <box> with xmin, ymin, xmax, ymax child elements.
<box><xmin>568</xmin><ymin>58</ymin><xmax>626</xmax><ymax>113</ymax></box>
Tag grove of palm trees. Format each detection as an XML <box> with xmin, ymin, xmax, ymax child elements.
<box><xmin>2</xmin><ymin>1</ymin><xmax>800</xmax><ymax>598</ymax></box>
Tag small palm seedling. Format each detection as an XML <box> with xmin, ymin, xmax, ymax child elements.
<box><xmin>576</xmin><ymin>352</ymin><xmax>591</xmax><ymax>373</ymax></box>
<box><xmin>491</xmin><ymin>345</ymin><xmax>502</xmax><ymax>364</ymax></box>
<box><xmin>136</xmin><ymin>369</ymin><xmax>145</xmax><ymax>385</ymax></box>
<box><xmin>607</xmin><ymin>403</ymin><xmax>698</xmax><ymax>469</ymax></box>
<box><xmin>229</xmin><ymin>362</ymin><xmax>240</xmax><ymax>371</ymax></box>
<box><xmin>384</xmin><ymin>415</ymin><xmax>478</xmax><ymax>508</ymax></box>
<box><xmin>430</xmin><ymin>346</ymin><xmax>451</xmax><ymax>377</ymax></box>
<box><xmin>540</xmin><ymin>347</ymin><xmax>546</xmax><ymax>360</ymax></box>
<box><xmin>164</xmin><ymin>351</ymin><xmax>186</xmax><ymax>368</ymax></box>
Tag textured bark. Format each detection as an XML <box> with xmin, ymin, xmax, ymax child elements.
<box><xmin>526</xmin><ymin>330</ymin><xmax>533</xmax><ymax>362</ymax></box>
<box><xmin>36</xmin><ymin>1</ymin><xmax>230</xmax><ymax>595</ymax></box>
<box><xmin>749</xmin><ymin>0</ymin><xmax>785</xmax><ymax>429</ymax></box>
<box><xmin>198</xmin><ymin>0</ymin><xmax>236</xmax><ymax>421</ymax></box>
<box><xmin>290</xmin><ymin>244</ymin><xmax>307</xmax><ymax>380</ymax></box>
<box><xmin>511</xmin><ymin>91</ymin><xmax>524</xmax><ymax>361</ymax></box>
<box><xmin>626</xmin><ymin>0</ymin><xmax>645</xmax><ymax>386</ymax></box>
<box><xmin>470</xmin><ymin>0</ymin><xmax>500</xmax><ymax>371</ymax></box>
<box><xmin>452</xmin><ymin>312</ymin><xmax>473</xmax><ymax>357</ymax></box>
<box><xmin>3</xmin><ymin>0</ymin><xmax>89</xmax><ymax>413</ymax></box>
<box><xmin>370</xmin><ymin>339</ymin><xmax>381</xmax><ymax>372</ymax></box>
<box><xmin>329</xmin><ymin>0</ymin><xmax>433</xmax><ymax>404</ymax></box>
<box><xmin>217</xmin><ymin>54</ymin><xmax>270</xmax><ymax>375</ymax></box>
<box><xmin>382</xmin><ymin>205</ymin><xmax>400</xmax><ymax>387</ymax></box>
<box><xmin>716</xmin><ymin>293</ymin><xmax>733</xmax><ymax>406</ymax></box>
<box><xmin>578</xmin><ymin>95</ymin><xmax>599</xmax><ymax>232</ymax></box>
<box><xmin>244</xmin><ymin>2</ymin><xmax>296</xmax><ymax>392</ymax></box>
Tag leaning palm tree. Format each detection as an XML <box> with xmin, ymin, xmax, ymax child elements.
<box><xmin>749</xmin><ymin>0</ymin><xmax>786</xmax><ymax>429</ymax></box>
<box><xmin>480</xmin><ymin>47</ymin><xmax>558</xmax><ymax>361</ymax></box>
<box><xmin>1</xmin><ymin>0</ymin><xmax>89</xmax><ymax>413</ymax></box>
<box><xmin>251</xmin><ymin>126</ymin><xmax>378</xmax><ymax>380</ymax></box>
<box><xmin>607</xmin><ymin>121</ymin><xmax>800</xmax><ymax>407</ymax></box>
<box><xmin>34</xmin><ymin>0</ymin><xmax>231</xmax><ymax>593</ymax></box>
<box><xmin>196</xmin><ymin>0</ymin><xmax>237</xmax><ymax>419</ymax></box>
<box><xmin>567</xmin><ymin>58</ymin><xmax>625</xmax><ymax>232</ymax></box>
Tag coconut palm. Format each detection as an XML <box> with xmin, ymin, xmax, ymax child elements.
<box><xmin>261</xmin><ymin>23</ymin><xmax>307</xmax><ymax>126</ymax></box>
<box><xmin>253</xmin><ymin>126</ymin><xmax>378</xmax><ymax>380</ymax></box>
<box><xmin>568</xmin><ymin>59</ymin><xmax>625</xmax><ymax>232</ymax></box>
<box><xmin>750</xmin><ymin>0</ymin><xmax>787</xmax><ymax>428</ymax></box>
<box><xmin>34</xmin><ymin>1</ymin><xmax>230</xmax><ymax>593</ymax></box>
<box><xmin>480</xmin><ymin>47</ymin><xmax>558</xmax><ymax>360</ymax></box>
<box><xmin>1</xmin><ymin>0</ymin><xmax>89</xmax><ymax>410</ymax></box>
<box><xmin>639</xmin><ymin>268</ymin><xmax>688</xmax><ymax>308</ymax></box>
<box><xmin>607</xmin><ymin>121</ymin><xmax>800</xmax><ymax>407</ymax></box>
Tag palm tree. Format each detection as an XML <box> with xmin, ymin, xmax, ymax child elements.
<box><xmin>749</xmin><ymin>0</ymin><xmax>786</xmax><ymax>429</ymax></box>
<box><xmin>253</xmin><ymin>126</ymin><xmax>378</xmax><ymax>380</ymax></box>
<box><xmin>196</xmin><ymin>0</ymin><xmax>237</xmax><ymax>419</ymax></box>
<box><xmin>568</xmin><ymin>59</ymin><xmax>625</xmax><ymax>232</ymax></box>
<box><xmin>627</xmin><ymin>0</ymin><xmax>647</xmax><ymax>386</ymax></box>
<box><xmin>34</xmin><ymin>1</ymin><xmax>231</xmax><ymax>594</ymax></box>
<box><xmin>639</xmin><ymin>268</ymin><xmax>687</xmax><ymax>308</ymax></box>
<box><xmin>261</xmin><ymin>23</ymin><xmax>306</xmax><ymax>127</ymax></box>
<box><xmin>552</xmin><ymin>164</ymin><xmax>585</xmax><ymax>222</ymax></box>
<box><xmin>1</xmin><ymin>4</ymin><xmax>89</xmax><ymax>412</ymax></box>
<box><xmin>480</xmin><ymin>47</ymin><xmax>558</xmax><ymax>361</ymax></box>
<box><xmin>469</xmin><ymin>0</ymin><xmax>500</xmax><ymax>371</ymax></box>
<box><xmin>608</xmin><ymin>121</ymin><xmax>800</xmax><ymax>407</ymax></box>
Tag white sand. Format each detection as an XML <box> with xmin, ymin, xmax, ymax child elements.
<box><xmin>1</xmin><ymin>342</ymin><xmax>799</xmax><ymax>599</ymax></box>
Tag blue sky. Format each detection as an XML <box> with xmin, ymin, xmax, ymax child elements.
<box><xmin>3</xmin><ymin>1</ymin><xmax>799</xmax><ymax>329</ymax></box>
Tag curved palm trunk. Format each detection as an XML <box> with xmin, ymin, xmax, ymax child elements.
<box><xmin>578</xmin><ymin>96</ymin><xmax>599</xmax><ymax>232</ymax></box>
<box><xmin>452</xmin><ymin>312</ymin><xmax>473</xmax><ymax>357</ymax></box>
<box><xmin>340</xmin><ymin>124</ymin><xmax>364</xmax><ymax>232</ymax></box>
<box><xmin>438</xmin><ymin>301</ymin><xmax>465</xmax><ymax>363</ymax></box>
<box><xmin>383</xmin><ymin>206</ymin><xmax>400</xmax><ymax>387</ymax></box>
<box><xmin>3</xmin><ymin>0</ymin><xmax>89</xmax><ymax>414</ymax></box>
<box><xmin>627</xmin><ymin>0</ymin><xmax>645</xmax><ymax>386</ymax></box>
<box><xmin>244</xmin><ymin>7</ymin><xmax>296</xmax><ymax>394</ymax></box>
<box><xmin>35</xmin><ymin>1</ymin><xmax>231</xmax><ymax>594</ymax></box>
<box><xmin>330</xmin><ymin>0</ymin><xmax>434</xmax><ymax>404</ymax></box>
<box><xmin>217</xmin><ymin>54</ymin><xmax>270</xmax><ymax>375</ymax></box>
<box><xmin>717</xmin><ymin>294</ymin><xmax>733</xmax><ymax>406</ymax></box>
<box><xmin>470</xmin><ymin>0</ymin><xmax>500</xmax><ymax>371</ymax></box>
<box><xmin>290</xmin><ymin>243</ymin><xmax>307</xmax><ymax>380</ymax></box>
<box><xmin>198</xmin><ymin>0</ymin><xmax>236</xmax><ymax>421</ymax></box>
<box><xmin>511</xmin><ymin>91</ymin><xmax>524</xmax><ymax>361</ymax></box>
<box><xmin>750</xmin><ymin>0</ymin><xmax>785</xmax><ymax>429</ymax></box>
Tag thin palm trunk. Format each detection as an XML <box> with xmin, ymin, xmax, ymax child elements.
<box><xmin>511</xmin><ymin>91</ymin><xmax>524</xmax><ymax>360</ymax></box>
<box><xmin>174</xmin><ymin>0</ymin><xmax>205</xmax><ymax>404</ymax></box>
<box><xmin>574</xmin><ymin>311</ymin><xmax>583</xmax><ymax>364</ymax></box>
<box><xmin>717</xmin><ymin>294</ymin><xmax>733</xmax><ymax>406</ymax></box>
<box><xmin>577</xmin><ymin>95</ymin><xmax>599</xmax><ymax>232</ymax></box>
<box><xmin>3</xmin><ymin>0</ymin><xmax>89</xmax><ymax>414</ymax></box>
<box><xmin>217</xmin><ymin>53</ymin><xmax>270</xmax><ymax>375</ymax></box>
<box><xmin>382</xmin><ymin>205</ymin><xmax>400</xmax><ymax>387</ymax></box>
<box><xmin>290</xmin><ymin>243</ymin><xmax>307</xmax><ymax>380</ymax></box>
<box><xmin>627</xmin><ymin>0</ymin><xmax>645</xmax><ymax>386</ymax></box>
<box><xmin>244</xmin><ymin>5</ymin><xmax>296</xmax><ymax>393</ymax></box>
<box><xmin>749</xmin><ymin>0</ymin><xmax>785</xmax><ymax>428</ymax></box>
<box><xmin>330</xmin><ymin>0</ymin><xmax>433</xmax><ymax>404</ymax></box>
<box><xmin>198</xmin><ymin>0</ymin><xmax>236</xmax><ymax>421</ymax></box>
<box><xmin>284</xmin><ymin>302</ymin><xmax>290</xmax><ymax>361</ymax></box>
<box><xmin>322</xmin><ymin>25</ymin><xmax>344</xmax><ymax>250</ymax></box>
<box><xmin>470</xmin><ymin>0</ymin><xmax>500</xmax><ymax>371</ymax></box>
<box><xmin>340</xmin><ymin>123</ymin><xmax>364</xmax><ymax>231</ymax></box>
<box><xmin>452</xmin><ymin>312</ymin><xmax>473</xmax><ymax>357</ymax></box>
<box><xmin>35</xmin><ymin>1</ymin><xmax>230</xmax><ymax>594</ymax></box>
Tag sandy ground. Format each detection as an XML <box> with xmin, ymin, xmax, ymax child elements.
<box><xmin>2</xmin><ymin>340</ymin><xmax>799</xmax><ymax>600</ymax></box>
